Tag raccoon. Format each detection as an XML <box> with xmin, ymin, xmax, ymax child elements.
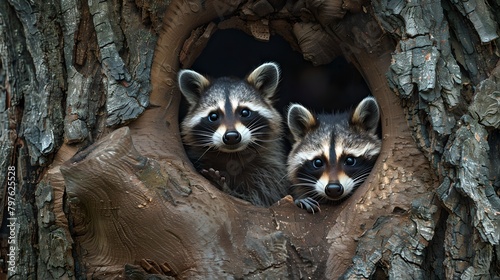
<box><xmin>286</xmin><ymin>96</ymin><xmax>381</xmax><ymax>213</ymax></box>
<box><xmin>178</xmin><ymin>62</ymin><xmax>288</xmax><ymax>207</ymax></box>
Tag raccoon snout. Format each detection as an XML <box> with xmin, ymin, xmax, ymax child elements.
<box><xmin>223</xmin><ymin>130</ymin><xmax>241</xmax><ymax>145</ymax></box>
<box><xmin>325</xmin><ymin>183</ymin><xmax>344</xmax><ymax>198</ymax></box>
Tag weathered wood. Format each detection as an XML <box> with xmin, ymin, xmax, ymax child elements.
<box><xmin>1</xmin><ymin>0</ymin><xmax>499</xmax><ymax>278</ymax></box>
<box><xmin>88</xmin><ymin>0</ymin><xmax>154</xmax><ymax>127</ymax></box>
<box><xmin>372</xmin><ymin>0</ymin><xmax>500</xmax><ymax>278</ymax></box>
<box><xmin>1</xmin><ymin>0</ymin><xmax>66</xmax><ymax>278</ymax></box>
<box><xmin>36</xmin><ymin>148</ymin><xmax>77</xmax><ymax>279</ymax></box>
<box><xmin>469</xmin><ymin>66</ymin><xmax>500</xmax><ymax>129</ymax></box>
<box><xmin>293</xmin><ymin>22</ymin><xmax>340</xmax><ymax>66</ymax></box>
<box><xmin>0</xmin><ymin>1</ymin><xmax>17</xmax><ymax>194</ymax></box>
<box><xmin>342</xmin><ymin>195</ymin><xmax>439</xmax><ymax>279</ymax></box>
<box><xmin>61</xmin><ymin>0</ymin><xmax>95</xmax><ymax>144</ymax></box>
<box><xmin>61</xmin><ymin>127</ymin><xmax>333</xmax><ymax>278</ymax></box>
<box><xmin>7</xmin><ymin>0</ymin><xmax>66</xmax><ymax>167</ymax></box>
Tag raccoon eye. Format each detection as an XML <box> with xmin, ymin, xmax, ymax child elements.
<box><xmin>207</xmin><ymin>112</ymin><xmax>219</xmax><ymax>122</ymax></box>
<box><xmin>312</xmin><ymin>158</ymin><xmax>324</xmax><ymax>169</ymax></box>
<box><xmin>344</xmin><ymin>156</ymin><xmax>357</xmax><ymax>166</ymax></box>
<box><xmin>240</xmin><ymin>108</ymin><xmax>252</xmax><ymax>118</ymax></box>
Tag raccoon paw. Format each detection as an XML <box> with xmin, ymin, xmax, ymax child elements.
<box><xmin>201</xmin><ymin>168</ymin><xmax>228</xmax><ymax>191</ymax></box>
<box><xmin>295</xmin><ymin>197</ymin><xmax>321</xmax><ymax>214</ymax></box>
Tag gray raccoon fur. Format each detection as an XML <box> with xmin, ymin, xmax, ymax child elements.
<box><xmin>178</xmin><ymin>62</ymin><xmax>288</xmax><ymax>206</ymax></box>
<box><xmin>286</xmin><ymin>96</ymin><xmax>381</xmax><ymax>213</ymax></box>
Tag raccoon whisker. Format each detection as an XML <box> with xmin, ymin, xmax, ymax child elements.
<box><xmin>287</xmin><ymin>171</ymin><xmax>313</xmax><ymax>184</ymax></box>
<box><xmin>352</xmin><ymin>166</ymin><xmax>373</xmax><ymax>175</ymax></box>
<box><xmin>252</xmin><ymin>135</ymin><xmax>283</xmax><ymax>145</ymax></box>
<box><xmin>249</xmin><ymin>131</ymin><xmax>272</xmax><ymax>136</ymax></box>
<box><xmin>248</xmin><ymin>141</ymin><xmax>270</xmax><ymax>152</ymax></box>
<box><xmin>255</xmin><ymin>134</ymin><xmax>279</xmax><ymax>139</ymax></box>
<box><xmin>223</xmin><ymin>150</ymin><xmax>248</xmax><ymax>169</ymax></box>
<box><xmin>246</xmin><ymin>144</ymin><xmax>261</xmax><ymax>154</ymax></box>
<box><xmin>246</xmin><ymin>116</ymin><xmax>265</xmax><ymax>128</ymax></box>
<box><xmin>351</xmin><ymin>168</ymin><xmax>373</xmax><ymax>180</ymax></box>
<box><xmin>250</xmin><ymin>130</ymin><xmax>272</xmax><ymax>138</ymax></box>
<box><xmin>188</xmin><ymin>144</ymin><xmax>213</xmax><ymax>149</ymax></box>
<box><xmin>291</xmin><ymin>177</ymin><xmax>317</xmax><ymax>185</ymax></box>
<box><xmin>190</xmin><ymin>127</ymin><xmax>215</xmax><ymax>132</ymax></box>
<box><xmin>189</xmin><ymin>138</ymin><xmax>213</xmax><ymax>143</ymax></box>
<box><xmin>188</xmin><ymin>139</ymin><xmax>214</xmax><ymax>145</ymax></box>
<box><xmin>190</xmin><ymin>127</ymin><xmax>216</xmax><ymax>134</ymax></box>
<box><xmin>187</xmin><ymin>136</ymin><xmax>213</xmax><ymax>142</ymax></box>
<box><xmin>186</xmin><ymin>143</ymin><xmax>211</xmax><ymax>148</ymax></box>
<box><xmin>352</xmin><ymin>174</ymin><xmax>372</xmax><ymax>186</ymax></box>
<box><xmin>190</xmin><ymin>132</ymin><xmax>215</xmax><ymax>138</ymax></box>
<box><xmin>184</xmin><ymin>129</ymin><xmax>214</xmax><ymax>136</ymax></box>
<box><xmin>293</xmin><ymin>184</ymin><xmax>318</xmax><ymax>192</ymax></box>
<box><xmin>352</xmin><ymin>169</ymin><xmax>371</xmax><ymax>178</ymax></box>
<box><xmin>188</xmin><ymin>136</ymin><xmax>216</xmax><ymax>143</ymax></box>
<box><xmin>253</xmin><ymin>139</ymin><xmax>274</xmax><ymax>144</ymax></box>
<box><xmin>248</xmin><ymin>122</ymin><xmax>272</xmax><ymax>134</ymax></box>
<box><xmin>290</xmin><ymin>183</ymin><xmax>317</xmax><ymax>189</ymax></box>
<box><xmin>293</xmin><ymin>187</ymin><xmax>318</xmax><ymax>197</ymax></box>
<box><xmin>252</xmin><ymin>131</ymin><xmax>281</xmax><ymax>138</ymax></box>
<box><xmin>248</xmin><ymin>124</ymin><xmax>269</xmax><ymax>132</ymax></box>
<box><xmin>350</xmin><ymin>172</ymin><xmax>373</xmax><ymax>188</ymax></box>
<box><xmin>247</xmin><ymin>121</ymin><xmax>264</xmax><ymax>130</ymax></box>
<box><xmin>296</xmin><ymin>172</ymin><xmax>319</xmax><ymax>183</ymax></box>
<box><xmin>353</xmin><ymin>173</ymin><xmax>370</xmax><ymax>181</ymax></box>
<box><xmin>277</xmin><ymin>174</ymin><xmax>289</xmax><ymax>185</ymax></box>
<box><xmin>249</xmin><ymin>131</ymin><xmax>271</xmax><ymax>140</ymax></box>
<box><xmin>291</xmin><ymin>179</ymin><xmax>319</xmax><ymax>189</ymax></box>
<box><xmin>296</xmin><ymin>190</ymin><xmax>325</xmax><ymax>202</ymax></box>
<box><xmin>295</xmin><ymin>173</ymin><xmax>318</xmax><ymax>182</ymax></box>
<box><xmin>186</xmin><ymin>140</ymin><xmax>215</xmax><ymax>147</ymax></box>
<box><xmin>251</xmin><ymin>138</ymin><xmax>277</xmax><ymax>145</ymax></box>
<box><xmin>285</xmin><ymin>165</ymin><xmax>301</xmax><ymax>177</ymax></box>
<box><xmin>194</xmin><ymin>146</ymin><xmax>216</xmax><ymax>163</ymax></box>
<box><xmin>311</xmin><ymin>193</ymin><xmax>327</xmax><ymax>202</ymax></box>
<box><xmin>347</xmin><ymin>165</ymin><xmax>371</xmax><ymax>174</ymax></box>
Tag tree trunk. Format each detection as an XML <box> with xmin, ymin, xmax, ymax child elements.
<box><xmin>1</xmin><ymin>0</ymin><xmax>498</xmax><ymax>279</ymax></box>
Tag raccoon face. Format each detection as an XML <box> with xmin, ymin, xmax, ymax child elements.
<box><xmin>178</xmin><ymin>62</ymin><xmax>282</xmax><ymax>153</ymax></box>
<box><xmin>287</xmin><ymin>97</ymin><xmax>381</xmax><ymax>204</ymax></box>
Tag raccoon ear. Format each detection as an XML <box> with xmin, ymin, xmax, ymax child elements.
<box><xmin>350</xmin><ymin>96</ymin><xmax>380</xmax><ymax>134</ymax></box>
<box><xmin>177</xmin><ymin>69</ymin><xmax>210</xmax><ymax>106</ymax></box>
<box><xmin>246</xmin><ymin>62</ymin><xmax>281</xmax><ymax>101</ymax></box>
<box><xmin>287</xmin><ymin>104</ymin><xmax>317</xmax><ymax>141</ymax></box>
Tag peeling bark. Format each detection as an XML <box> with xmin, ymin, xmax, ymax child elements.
<box><xmin>88</xmin><ymin>0</ymin><xmax>153</xmax><ymax>127</ymax></box>
<box><xmin>372</xmin><ymin>0</ymin><xmax>500</xmax><ymax>278</ymax></box>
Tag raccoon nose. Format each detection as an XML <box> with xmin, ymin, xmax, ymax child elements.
<box><xmin>325</xmin><ymin>183</ymin><xmax>344</xmax><ymax>198</ymax></box>
<box><xmin>223</xmin><ymin>130</ymin><xmax>241</xmax><ymax>145</ymax></box>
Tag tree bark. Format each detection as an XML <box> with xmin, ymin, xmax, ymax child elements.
<box><xmin>0</xmin><ymin>0</ymin><xmax>498</xmax><ymax>279</ymax></box>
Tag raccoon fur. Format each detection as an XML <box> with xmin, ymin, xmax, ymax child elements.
<box><xmin>178</xmin><ymin>62</ymin><xmax>288</xmax><ymax>207</ymax></box>
<box><xmin>286</xmin><ymin>96</ymin><xmax>381</xmax><ymax>213</ymax></box>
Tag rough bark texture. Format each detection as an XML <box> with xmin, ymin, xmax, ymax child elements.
<box><xmin>0</xmin><ymin>0</ymin><xmax>498</xmax><ymax>279</ymax></box>
<box><xmin>373</xmin><ymin>0</ymin><xmax>500</xmax><ymax>278</ymax></box>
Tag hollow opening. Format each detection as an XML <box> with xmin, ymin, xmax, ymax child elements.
<box><xmin>177</xmin><ymin>27</ymin><xmax>379</xmax><ymax>207</ymax></box>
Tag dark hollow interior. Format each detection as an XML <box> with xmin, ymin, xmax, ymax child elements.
<box><xmin>184</xmin><ymin>29</ymin><xmax>372</xmax><ymax>116</ymax></box>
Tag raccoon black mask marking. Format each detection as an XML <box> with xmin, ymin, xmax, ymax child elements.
<box><xmin>178</xmin><ymin>62</ymin><xmax>287</xmax><ymax>206</ymax></box>
<box><xmin>287</xmin><ymin>96</ymin><xmax>381</xmax><ymax>213</ymax></box>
